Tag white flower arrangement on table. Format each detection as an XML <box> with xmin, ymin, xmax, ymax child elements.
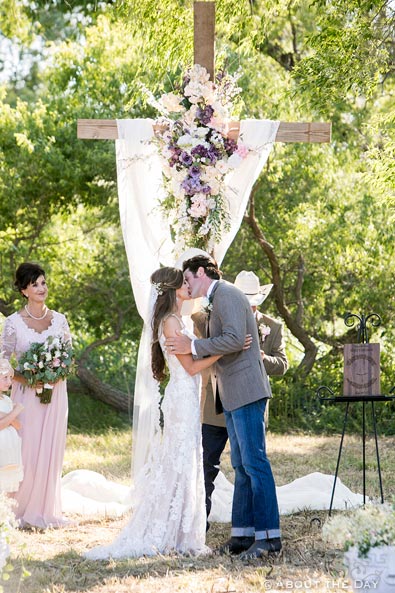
<box><xmin>147</xmin><ymin>64</ymin><xmax>250</xmax><ymax>253</ymax></box>
<box><xmin>323</xmin><ymin>502</ymin><xmax>395</xmax><ymax>558</ymax></box>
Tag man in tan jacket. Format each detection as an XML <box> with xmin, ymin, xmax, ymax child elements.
<box><xmin>198</xmin><ymin>270</ymin><xmax>288</xmax><ymax>528</ymax></box>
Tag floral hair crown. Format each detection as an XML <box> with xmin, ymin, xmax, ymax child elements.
<box><xmin>152</xmin><ymin>281</ymin><xmax>164</xmax><ymax>296</ymax></box>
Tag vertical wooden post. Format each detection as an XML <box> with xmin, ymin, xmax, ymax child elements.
<box><xmin>194</xmin><ymin>2</ymin><xmax>215</xmax><ymax>79</ymax></box>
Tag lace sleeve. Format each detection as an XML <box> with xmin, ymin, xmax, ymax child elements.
<box><xmin>60</xmin><ymin>314</ymin><xmax>72</xmax><ymax>345</ymax></box>
<box><xmin>1</xmin><ymin>317</ymin><xmax>17</xmax><ymax>360</ymax></box>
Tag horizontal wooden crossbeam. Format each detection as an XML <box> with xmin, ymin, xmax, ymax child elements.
<box><xmin>77</xmin><ymin>119</ymin><xmax>332</xmax><ymax>143</ymax></box>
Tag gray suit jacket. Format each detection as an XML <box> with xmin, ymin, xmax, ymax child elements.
<box><xmin>195</xmin><ymin>308</ymin><xmax>288</xmax><ymax>426</ymax></box>
<box><xmin>193</xmin><ymin>280</ymin><xmax>271</xmax><ymax>412</ymax></box>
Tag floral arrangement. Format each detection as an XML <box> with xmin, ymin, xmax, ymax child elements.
<box><xmin>323</xmin><ymin>502</ymin><xmax>395</xmax><ymax>558</ymax></box>
<box><xmin>147</xmin><ymin>64</ymin><xmax>250</xmax><ymax>253</ymax></box>
<box><xmin>18</xmin><ymin>336</ymin><xmax>75</xmax><ymax>404</ymax></box>
<box><xmin>0</xmin><ymin>492</ymin><xmax>16</xmax><ymax>578</ymax></box>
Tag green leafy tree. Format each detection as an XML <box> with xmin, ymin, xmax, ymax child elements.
<box><xmin>1</xmin><ymin>0</ymin><xmax>395</xmax><ymax>430</ymax></box>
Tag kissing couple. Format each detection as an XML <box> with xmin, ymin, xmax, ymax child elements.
<box><xmin>85</xmin><ymin>251</ymin><xmax>281</xmax><ymax>560</ymax></box>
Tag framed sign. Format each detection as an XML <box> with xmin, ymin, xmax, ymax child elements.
<box><xmin>343</xmin><ymin>343</ymin><xmax>381</xmax><ymax>396</ymax></box>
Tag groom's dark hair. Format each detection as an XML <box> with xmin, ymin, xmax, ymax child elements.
<box><xmin>182</xmin><ymin>255</ymin><xmax>222</xmax><ymax>280</ymax></box>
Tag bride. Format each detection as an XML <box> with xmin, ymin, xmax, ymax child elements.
<box><xmin>85</xmin><ymin>267</ymin><xmax>222</xmax><ymax>559</ymax></box>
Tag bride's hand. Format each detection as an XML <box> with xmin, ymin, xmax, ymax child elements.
<box><xmin>243</xmin><ymin>334</ymin><xmax>252</xmax><ymax>350</ymax></box>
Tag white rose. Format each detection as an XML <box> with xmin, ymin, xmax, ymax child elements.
<box><xmin>177</xmin><ymin>134</ymin><xmax>193</xmax><ymax>148</ymax></box>
<box><xmin>183</xmin><ymin>105</ymin><xmax>198</xmax><ymax>126</ymax></box>
<box><xmin>215</xmin><ymin>160</ymin><xmax>230</xmax><ymax>174</ymax></box>
<box><xmin>159</xmin><ymin>92</ymin><xmax>185</xmax><ymax>113</ymax></box>
<box><xmin>189</xmin><ymin>64</ymin><xmax>210</xmax><ymax>84</ymax></box>
<box><xmin>228</xmin><ymin>153</ymin><xmax>243</xmax><ymax>168</ymax></box>
<box><xmin>212</xmin><ymin>102</ymin><xmax>229</xmax><ymax>121</ymax></box>
<box><xmin>195</xmin><ymin>126</ymin><xmax>210</xmax><ymax>138</ymax></box>
<box><xmin>201</xmin><ymin>166</ymin><xmax>218</xmax><ymax>182</ymax></box>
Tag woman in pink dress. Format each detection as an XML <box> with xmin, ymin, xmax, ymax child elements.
<box><xmin>1</xmin><ymin>262</ymin><xmax>71</xmax><ymax>529</ymax></box>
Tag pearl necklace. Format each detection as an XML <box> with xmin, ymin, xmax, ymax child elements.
<box><xmin>25</xmin><ymin>304</ymin><xmax>48</xmax><ymax>321</ymax></box>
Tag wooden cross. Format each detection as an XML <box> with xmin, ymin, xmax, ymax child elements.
<box><xmin>77</xmin><ymin>1</ymin><xmax>331</xmax><ymax>143</ymax></box>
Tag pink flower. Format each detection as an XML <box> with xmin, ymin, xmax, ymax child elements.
<box><xmin>236</xmin><ymin>143</ymin><xmax>249</xmax><ymax>158</ymax></box>
<box><xmin>52</xmin><ymin>358</ymin><xmax>61</xmax><ymax>368</ymax></box>
<box><xmin>188</xmin><ymin>194</ymin><xmax>209</xmax><ymax>218</ymax></box>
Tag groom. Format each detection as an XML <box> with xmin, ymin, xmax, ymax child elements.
<box><xmin>165</xmin><ymin>254</ymin><xmax>281</xmax><ymax>558</ymax></box>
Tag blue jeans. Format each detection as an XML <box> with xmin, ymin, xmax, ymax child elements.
<box><xmin>224</xmin><ymin>398</ymin><xmax>281</xmax><ymax>541</ymax></box>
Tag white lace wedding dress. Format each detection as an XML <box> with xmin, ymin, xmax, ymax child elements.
<box><xmin>85</xmin><ymin>321</ymin><xmax>209</xmax><ymax>559</ymax></box>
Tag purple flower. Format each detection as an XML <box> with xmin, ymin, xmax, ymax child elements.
<box><xmin>197</xmin><ymin>104</ymin><xmax>214</xmax><ymax>125</ymax></box>
<box><xmin>190</xmin><ymin>165</ymin><xmax>201</xmax><ymax>177</ymax></box>
<box><xmin>207</xmin><ymin>146</ymin><xmax>219</xmax><ymax>163</ymax></box>
<box><xmin>201</xmin><ymin>185</ymin><xmax>211</xmax><ymax>194</ymax></box>
<box><xmin>169</xmin><ymin>144</ymin><xmax>181</xmax><ymax>156</ymax></box>
<box><xmin>224</xmin><ymin>137</ymin><xmax>237</xmax><ymax>155</ymax></box>
<box><xmin>182</xmin><ymin>176</ymin><xmax>203</xmax><ymax>195</ymax></box>
<box><xmin>169</xmin><ymin>155</ymin><xmax>179</xmax><ymax>167</ymax></box>
<box><xmin>180</xmin><ymin>151</ymin><xmax>193</xmax><ymax>166</ymax></box>
<box><xmin>191</xmin><ymin>144</ymin><xmax>208</xmax><ymax>159</ymax></box>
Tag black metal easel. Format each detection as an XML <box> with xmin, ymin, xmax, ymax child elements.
<box><xmin>317</xmin><ymin>312</ymin><xmax>395</xmax><ymax>515</ymax></box>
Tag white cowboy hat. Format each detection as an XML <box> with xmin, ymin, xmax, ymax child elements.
<box><xmin>234</xmin><ymin>271</ymin><xmax>273</xmax><ymax>306</ymax></box>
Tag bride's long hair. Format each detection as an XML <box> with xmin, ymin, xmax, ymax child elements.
<box><xmin>151</xmin><ymin>267</ymin><xmax>184</xmax><ymax>382</ymax></box>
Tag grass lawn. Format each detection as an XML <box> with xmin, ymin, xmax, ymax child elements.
<box><xmin>4</xmin><ymin>391</ymin><xmax>395</xmax><ymax>593</ymax></box>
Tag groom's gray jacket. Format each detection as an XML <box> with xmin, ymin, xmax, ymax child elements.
<box><xmin>194</xmin><ymin>280</ymin><xmax>272</xmax><ymax>412</ymax></box>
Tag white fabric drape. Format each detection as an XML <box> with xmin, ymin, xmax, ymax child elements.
<box><xmin>115</xmin><ymin>118</ymin><xmax>279</xmax><ymax>480</ymax></box>
<box><xmin>61</xmin><ymin>469</ymin><xmax>365</xmax><ymax>520</ymax></box>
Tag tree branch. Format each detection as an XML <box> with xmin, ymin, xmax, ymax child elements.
<box><xmin>245</xmin><ymin>189</ymin><xmax>318</xmax><ymax>376</ymax></box>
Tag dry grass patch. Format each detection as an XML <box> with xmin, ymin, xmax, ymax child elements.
<box><xmin>4</xmin><ymin>432</ymin><xmax>395</xmax><ymax>593</ymax></box>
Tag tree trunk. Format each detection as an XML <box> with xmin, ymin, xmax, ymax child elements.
<box><xmin>245</xmin><ymin>191</ymin><xmax>318</xmax><ymax>377</ymax></box>
<box><xmin>76</xmin><ymin>317</ymin><xmax>132</xmax><ymax>414</ymax></box>
<box><xmin>76</xmin><ymin>364</ymin><xmax>132</xmax><ymax>414</ymax></box>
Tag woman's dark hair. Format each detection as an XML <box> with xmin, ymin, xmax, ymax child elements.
<box><xmin>182</xmin><ymin>255</ymin><xmax>221</xmax><ymax>280</ymax></box>
<box><xmin>150</xmin><ymin>267</ymin><xmax>184</xmax><ymax>382</ymax></box>
<box><xmin>14</xmin><ymin>262</ymin><xmax>46</xmax><ymax>297</ymax></box>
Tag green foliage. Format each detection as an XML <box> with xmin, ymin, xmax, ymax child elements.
<box><xmin>293</xmin><ymin>0</ymin><xmax>393</xmax><ymax>113</ymax></box>
<box><xmin>67</xmin><ymin>380</ymin><xmax>131</xmax><ymax>434</ymax></box>
<box><xmin>1</xmin><ymin>0</ymin><xmax>395</xmax><ymax>432</ymax></box>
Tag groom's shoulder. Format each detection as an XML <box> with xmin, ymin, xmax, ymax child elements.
<box><xmin>217</xmin><ymin>279</ymin><xmax>234</xmax><ymax>293</ymax></box>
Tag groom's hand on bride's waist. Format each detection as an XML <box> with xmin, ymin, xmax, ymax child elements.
<box><xmin>165</xmin><ymin>331</ymin><xmax>192</xmax><ymax>355</ymax></box>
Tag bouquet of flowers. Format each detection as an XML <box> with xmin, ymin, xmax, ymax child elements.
<box><xmin>146</xmin><ymin>64</ymin><xmax>250</xmax><ymax>253</ymax></box>
<box><xmin>18</xmin><ymin>336</ymin><xmax>75</xmax><ymax>404</ymax></box>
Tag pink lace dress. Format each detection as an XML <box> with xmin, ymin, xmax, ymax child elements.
<box><xmin>1</xmin><ymin>311</ymin><xmax>70</xmax><ymax>529</ymax></box>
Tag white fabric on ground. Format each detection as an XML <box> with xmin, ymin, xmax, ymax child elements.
<box><xmin>61</xmin><ymin>469</ymin><xmax>364</xmax><ymax>521</ymax></box>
